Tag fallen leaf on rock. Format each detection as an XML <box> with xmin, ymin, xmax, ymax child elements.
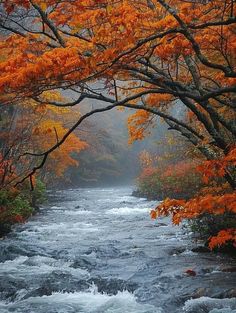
<box><xmin>185</xmin><ymin>269</ymin><xmax>197</xmax><ymax>276</ymax></box>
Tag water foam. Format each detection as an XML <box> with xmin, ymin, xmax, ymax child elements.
<box><xmin>0</xmin><ymin>255</ymin><xmax>89</xmax><ymax>279</ymax></box>
<box><xmin>106</xmin><ymin>207</ymin><xmax>150</xmax><ymax>215</ymax></box>
<box><xmin>1</xmin><ymin>287</ymin><xmax>161</xmax><ymax>313</ymax></box>
<box><xmin>183</xmin><ymin>297</ymin><xmax>236</xmax><ymax>312</ymax></box>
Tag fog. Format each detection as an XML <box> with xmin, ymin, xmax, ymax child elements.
<box><xmin>64</xmin><ymin>105</ymin><xmax>171</xmax><ymax>188</ymax></box>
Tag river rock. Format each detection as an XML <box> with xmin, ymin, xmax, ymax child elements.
<box><xmin>0</xmin><ymin>276</ymin><xmax>27</xmax><ymax>301</ymax></box>
<box><xmin>87</xmin><ymin>277</ymin><xmax>139</xmax><ymax>295</ymax></box>
<box><xmin>220</xmin><ymin>266</ymin><xmax>236</xmax><ymax>273</ymax></box>
<box><xmin>191</xmin><ymin>246</ymin><xmax>210</xmax><ymax>253</ymax></box>
<box><xmin>71</xmin><ymin>257</ymin><xmax>96</xmax><ymax>270</ymax></box>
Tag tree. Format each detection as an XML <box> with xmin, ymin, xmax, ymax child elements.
<box><xmin>0</xmin><ymin>0</ymin><xmax>235</xmax><ymax>245</ymax></box>
<box><xmin>0</xmin><ymin>96</ymin><xmax>87</xmax><ymax>188</ymax></box>
<box><xmin>0</xmin><ymin>0</ymin><xmax>235</xmax><ymax>182</ymax></box>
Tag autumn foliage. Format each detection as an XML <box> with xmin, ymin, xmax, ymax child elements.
<box><xmin>208</xmin><ymin>229</ymin><xmax>236</xmax><ymax>250</ymax></box>
<box><xmin>150</xmin><ymin>147</ymin><xmax>236</xmax><ymax>249</ymax></box>
<box><xmin>0</xmin><ymin>1</ymin><xmax>235</xmax><ymax>248</ymax></box>
<box><xmin>138</xmin><ymin>160</ymin><xmax>203</xmax><ymax>200</ymax></box>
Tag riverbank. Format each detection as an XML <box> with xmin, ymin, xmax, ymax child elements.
<box><xmin>133</xmin><ymin>188</ymin><xmax>236</xmax><ymax>255</ymax></box>
<box><xmin>0</xmin><ymin>205</ymin><xmax>40</xmax><ymax>238</ymax></box>
<box><xmin>132</xmin><ymin>189</ymin><xmax>158</xmax><ymax>200</ymax></box>
<box><xmin>0</xmin><ymin>181</ymin><xmax>46</xmax><ymax>238</ymax></box>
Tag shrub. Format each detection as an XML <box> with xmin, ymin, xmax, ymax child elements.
<box><xmin>0</xmin><ymin>179</ymin><xmax>46</xmax><ymax>236</ymax></box>
<box><xmin>137</xmin><ymin>160</ymin><xmax>203</xmax><ymax>200</ymax></box>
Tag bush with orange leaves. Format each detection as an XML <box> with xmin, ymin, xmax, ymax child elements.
<box><xmin>150</xmin><ymin>147</ymin><xmax>236</xmax><ymax>250</ymax></box>
<box><xmin>137</xmin><ymin>160</ymin><xmax>203</xmax><ymax>200</ymax></box>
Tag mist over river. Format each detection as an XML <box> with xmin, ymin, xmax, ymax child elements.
<box><xmin>0</xmin><ymin>187</ymin><xmax>235</xmax><ymax>313</ymax></box>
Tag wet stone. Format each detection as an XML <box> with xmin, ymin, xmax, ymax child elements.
<box><xmin>191</xmin><ymin>246</ymin><xmax>210</xmax><ymax>253</ymax></box>
<box><xmin>87</xmin><ymin>277</ymin><xmax>139</xmax><ymax>295</ymax></box>
<box><xmin>168</xmin><ymin>247</ymin><xmax>186</xmax><ymax>255</ymax></box>
<box><xmin>0</xmin><ymin>244</ymin><xmax>34</xmax><ymax>262</ymax></box>
<box><xmin>70</xmin><ymin>257</ymin><xmax>96</xmax><ymax>270</ymax></box>
<box><xmin>220</xmin><ymin>266</ymin><xmax>236</xmax><ymax>273</ymax></box>
<box><xmin>85</xmin><ymin>245</ymin><xmax>120</xmax><ymax>258</ymax></box>
<box><xmin>212</xmin><ymin>288</ymin><xmax>236</xmax><ymax>299</ymax></box>
<box><xmin>0</xmin><ymin>276</ymin><xmax>27</xmax><ymax>301</ymax></box>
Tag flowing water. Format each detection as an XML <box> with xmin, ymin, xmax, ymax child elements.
<box><xmin>0</xmin><ymin>187</ymin><xmax>235</xmax><ymax>313</ymax></box>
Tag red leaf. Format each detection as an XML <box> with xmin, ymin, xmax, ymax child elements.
<box><xmin>185</xmin><ymin>269</ymin><xmax>196</xmax><ymax>276</ymax></box>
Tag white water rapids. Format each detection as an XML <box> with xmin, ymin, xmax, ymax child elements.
<box><xmin>0</xmin><ymin>187</ymin><xmax>235</xmax><ymax>312</ymax></box>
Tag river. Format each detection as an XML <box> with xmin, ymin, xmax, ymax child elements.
<box><xmin>0</xmin><ymin>187</ymin><xmax>235</xmax><ymax>313</ymax></box>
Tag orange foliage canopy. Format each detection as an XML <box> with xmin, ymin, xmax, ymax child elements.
<box><xmin>0</xmin><ymin>0</ymin><xmax>235</xmax><ymax>102</ymax></box>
